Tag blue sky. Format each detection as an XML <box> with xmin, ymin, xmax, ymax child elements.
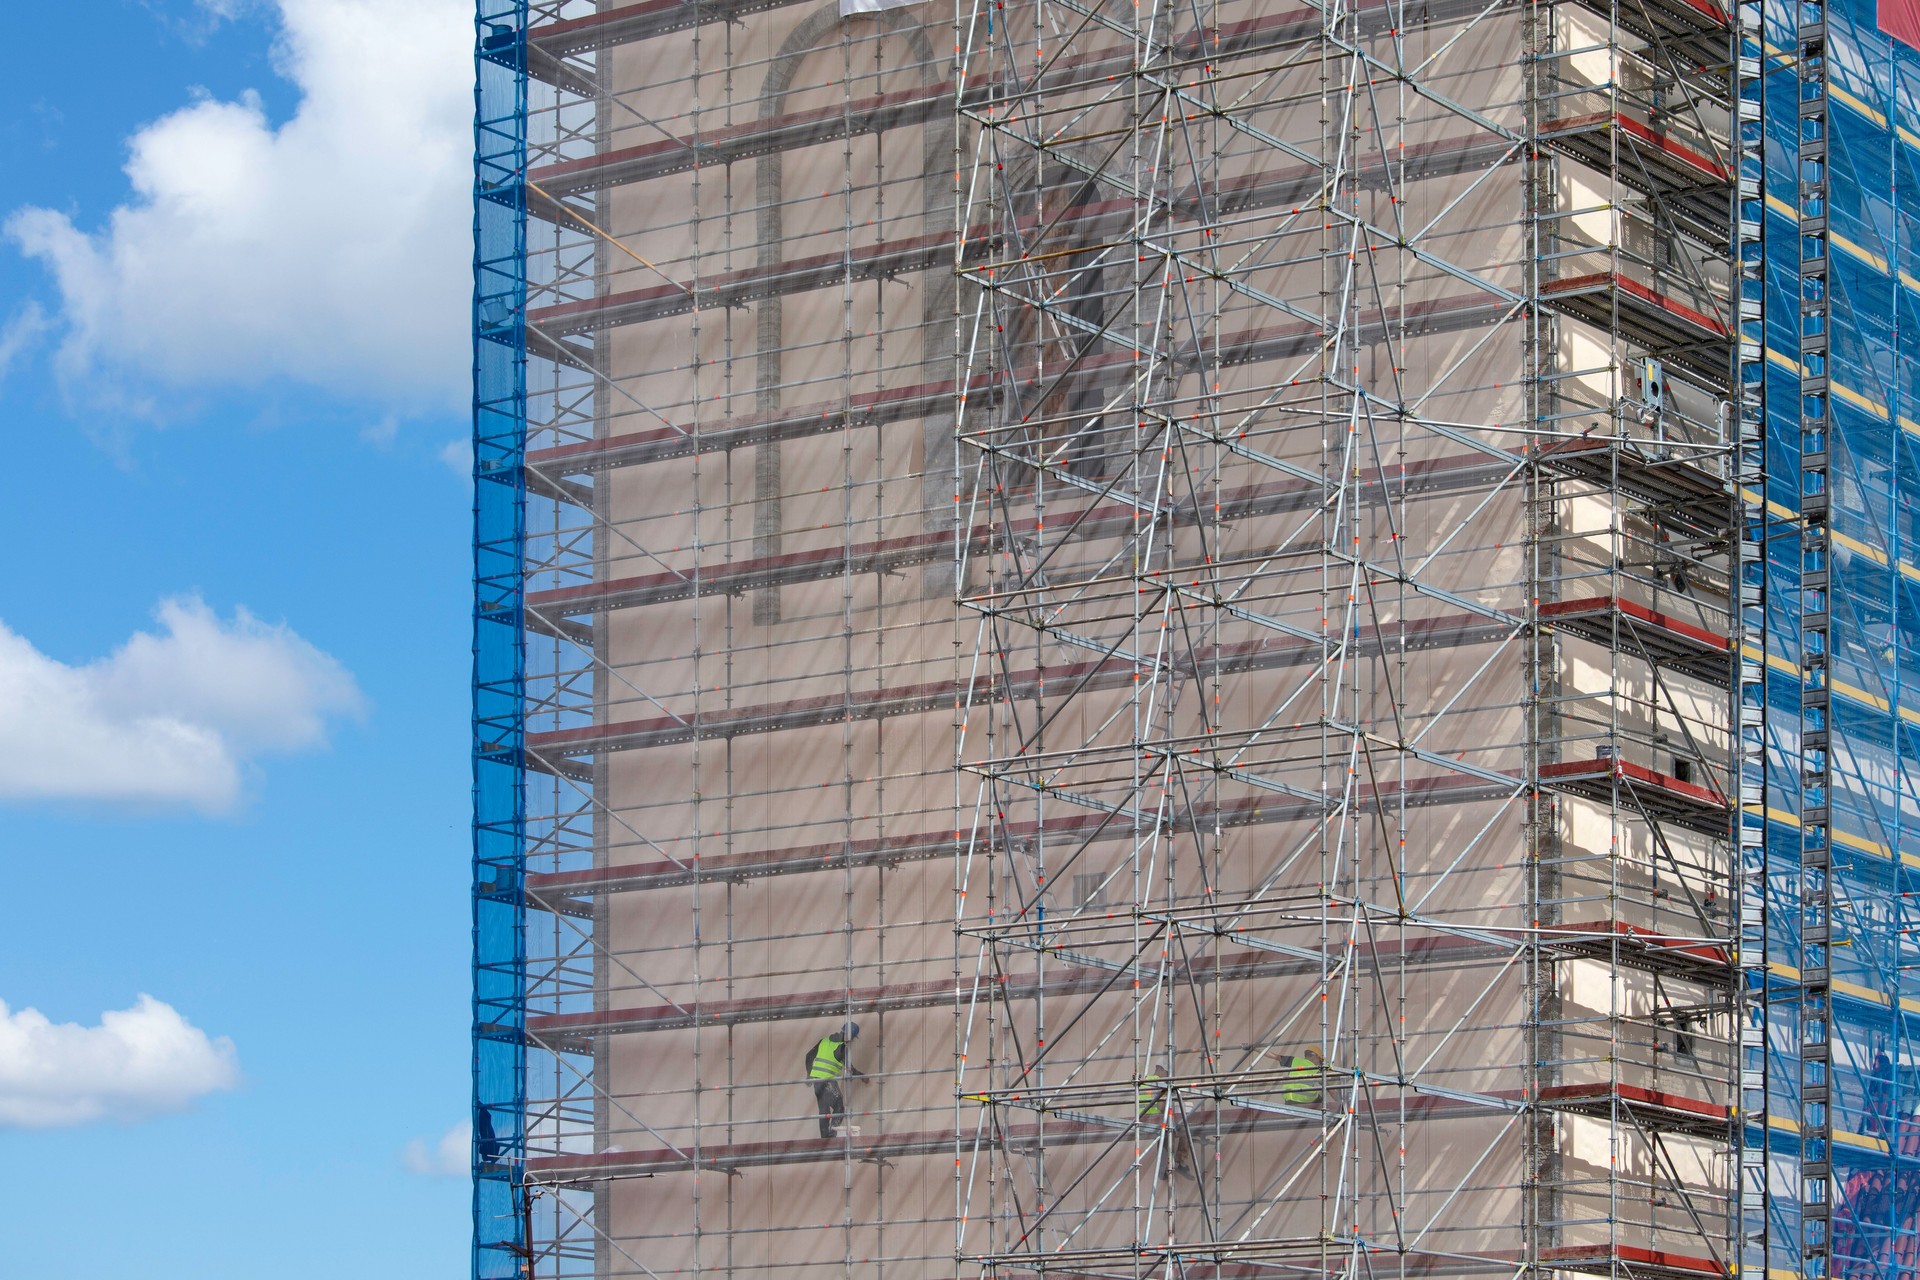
<box><xmin>0</xmin><ymin>2</ymin><xmax>473</xmax><ymax>1274</ymax></box>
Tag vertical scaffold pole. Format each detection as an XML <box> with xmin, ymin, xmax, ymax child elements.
<box><xmin>474</xmin><ymin>5</ymin><xmax>530</xmax><ymax>1279</ymax></box>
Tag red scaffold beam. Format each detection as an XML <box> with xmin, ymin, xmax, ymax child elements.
<box><xmin>1539</xmin><ymin>595</ymin><xmax>1732</xmax><ymax>683</ymax></box>
<box><xmin>1558</xmin><ymin>277</ymin><xmax>1729</xmax><ymax>341</ymax></box>
<box><xmin>525</xmin><ymin>451</ymin><xmax>1517</xmax><ymax>616</ymax></box>
<box><xmin>530</xmin><ymin>3</ymin><xmax>1314</xmax><ymax>200</ymax></box>
<box><xmin>521</xmin><ymin>1080</ymin><xmax>1721</xmax><ymax>1183</ymax></box>
<box><xmin>524</xmin><ymin>933</ymin><xmax>1514</xmax><ymax>1044</ymax></box>
<box><xmin>525</xmin><ymin>772</ymin><xmax>1516</xmax><ymax>896</ymax></box>
<box><xmin>527</xmin><ymin>376</ymin><xmax>957</xmax><ymax>473</ymax></box>
<box><xmin>532</xmin><ymin>105</ymin><xmax>1508</xmax><ymax>226</ymax></box>
<box><xmin>527</xmin><ymin>227</ymin><xmax>945</xmax><ymax>335</ymax></box>
<box><xmin>1538</xmin><ymin>1080</ymin><xmax>1732</xmax><ymax>1138</ymax></box>
<box><xmin>525</xmin><ymin>612</ymin><xmax>1513</xmax><ymax>767</ymax></box>
<box><xmin>524</xmin><ymin>1089</ymin><xmax>1508</xmax><ymax>1181</ymax></box>
<box><xmin>526</xmin><ymin>277</ymin><xmax>1510</xmax><ymax>391</ymax></box>
<box><xmin>1544</xmin><ymin>1244</ymin><xmax>1730</xmax><ymax>1280</ymax></box>
<box><xmin>1541</xmin><ymin>920</ymin><xmax>1733</xmax><ymax>983</ymax></box>
<box><xmin>1532</xmin><ymin>437</ymin><xmax>1733</xmax><ymax>534</ymax></box>
<box><xmin>1543</xmin><ymin>111</ymin><xmax>1731</xmax><ymax>184</ymax></box>
<box><xmin>966</xmin><ymin>1251</ymin><xmax>1704</xmax><ymax>1280</ymax></box>
<box><xmin>519</xmin><ymin>918</ymin><xmax>1732</xmax><ymax>1043</ymax></box>
<box><xmin>528</xmin><ymin>210</ymin><xmax>1503</xmax><ymax>335</ymax></box>
<box><xmin>523</xmin><ymin>0</ymin><xmax>1500</xmax><ymax>91</ymax></box>
<box><xmin>1540</xmin><ymin>272</ymin><xmax>1733</xmax><ymax>388</ymax></box>
<box><xmin>1540</xmin><ymin>757</ymin><xmax>1730</xmax><ymax>835</ymax></box>
<box><xmin>533</xmin><ymin>83</ymin><xmax>949</xmax><ymax>199</ymax></box>
<box><xmin>528</xmin><ymin>357</ymin><xmax>1514</xmax><ymax>487</ymax></box>
<box><xmin>1558</xmin><ymin>0</ymin><xmax>1731</xmax><ymax>64</ymax></box>
<box><xmin>529</xmin><ymin>0</ymin><xmax>812</xmax><ymax>60</ymax></box>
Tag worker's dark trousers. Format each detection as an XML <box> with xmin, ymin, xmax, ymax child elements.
<box><xmin>813</xmin><ymin>1080</ymin><xmax>845</xmax><ymax>1138</ymax></box>
<box><xmin>1164</xmin><ymin>1124</ymin><xmax>1197</xmax><ymax>1176</ymax></box>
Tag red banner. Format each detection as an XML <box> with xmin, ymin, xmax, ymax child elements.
<box><xmin>1884</xmin><ymin>0</ymin><xmax>1920</xmax><ymax>52</ymax></box>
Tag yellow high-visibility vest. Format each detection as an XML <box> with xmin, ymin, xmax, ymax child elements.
<box><xmin>809</xmin><ymin>1036</ymin><xmax>849</xmax><ymax>1080</ymax></box>
<box><xmin>1283</xmin><ymin>1054</ymin><xmax>1321</xmax><ymax>1105</ymax></box>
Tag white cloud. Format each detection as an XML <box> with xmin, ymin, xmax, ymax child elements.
<box><xmin>404</xmin><ymin>1119</ymin><xmax>470</xmax><ymax>1177</ymax></box>
<box><xmin>438</xmin><ymin>437</ymin><xmax>470</xmax><ymax>477</ymax></box>
<box><xmin>0</xmin><ymin>304</ymin><xmax>49</xmax><ymax>380</ymax></box>
<box><xmin>0</xmin><ymin>995</ymin><xmax>239</xmax><ymax>1128</ymax></box>
<box><xmin>0</xmin><ymin>596</ymin><xmax>363</xmax><ymax>813</ymax></box>
<box><xmin>8</xmin><ymin>0</ymin><xmax>469</xmax><ymax>406</ymax></box>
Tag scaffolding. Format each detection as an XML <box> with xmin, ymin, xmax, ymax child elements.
<box><xmin>460</xmin><ymin>0</ymin><xmax>1898</xmax><ymax>1273</ymax></box>
<box><xmin>1746</xmin><ymin>0</ymin><xmax>1920</xmax><ymax>1274</ymax></box>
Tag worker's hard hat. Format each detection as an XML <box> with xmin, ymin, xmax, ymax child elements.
<box><xmin>842</xmin><ymin>1021</ymin><xmax>861</xmax><ymax>1041</ymax></box>
<box><xmin>1303</xmin><ymin>1045</ymin><xmax>1324</xmax><ymax>1062</ymax></box>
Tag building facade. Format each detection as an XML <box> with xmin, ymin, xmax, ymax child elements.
<box><xmin>472</xmin><ymin>0</ymin><xmax>1920</xmax><ymax>1276</ymax></box>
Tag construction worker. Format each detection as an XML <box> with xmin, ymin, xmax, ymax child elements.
<box><xmin>1864</xmin><ymin>1044</ymin><xmax>1895</xmax><ymax>1137</ymax></box>
<box><xmin>806</xmin><ymin>1021</ymin><xmax>863</xmax><ymax>1138</ymax></box>
<box><xmin>1282</xmin><ymin>1045</ymin><xmax>1323</xmax><ymax>1108</ymax></box>
<box><xmin>1139</xmin><ymin>1067</ymin><xmax>1195</xmax><ymax>1177</ymax></box>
